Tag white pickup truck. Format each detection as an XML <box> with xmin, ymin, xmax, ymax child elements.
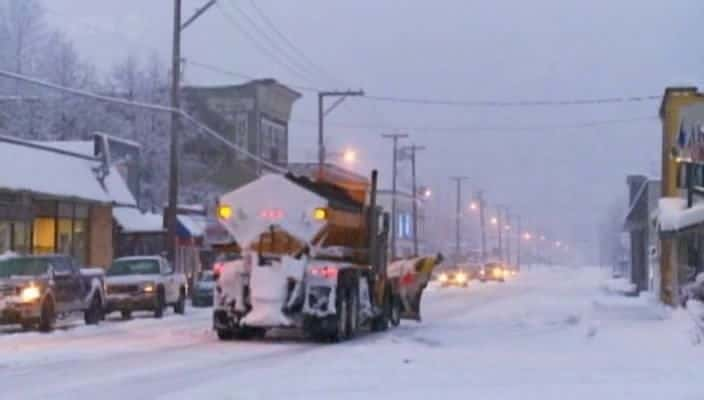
<box><xmin>104</xmin><ymin>256</ymin><xmax>187</xmax><ymax>319</ymax></box>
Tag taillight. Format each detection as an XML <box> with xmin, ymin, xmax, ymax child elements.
<box><xmin>310</xmin><ymin>266</ymin><xmax>338</xmax><ymax>280</ymax></box>
<box><xmin>213</xmin><ymin>262</ymin><xmax>224</xmax><ymax>279</ymax></box>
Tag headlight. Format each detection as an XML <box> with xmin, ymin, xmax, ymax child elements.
<box><xmin>438</xmin><ymin>273</ymin><xmax>448</xmax><ymax>283</ymax></box>
<box><xmin>493</xmin><ymin>268</ymin><xmax>502</xmax><ymax>277</ymax></box>
<box><xmin>479</xmin><ymin>269</ymin><xmax>485</xmax><ymax>275</ymax></box>
<box><xmin>20</xmin><ymin>286</ymin><xmax>41</xmax><ymax>302</ymax></box>
<box><xmin>456</xmin><ymin>272</ymin><xmax>468</xmax><ymax>283</ymax></box>
<box><xmin>143</xmin><ymin>283</ymin><xmax>155</xmax><ymax>293</ymax></box>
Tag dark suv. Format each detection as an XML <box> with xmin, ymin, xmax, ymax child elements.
<box><xmin>0</xmin><ymin>255</ymin><xmax>105</xmax><ymax>331</ymax></box>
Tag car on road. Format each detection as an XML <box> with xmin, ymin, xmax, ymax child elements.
<box><xmin>0</xmin><ymin>254</ymin><xmax>105</xmax><ymax>332</ymax></box>
<box><xmin>437</xmin><ymin>268</ymin><xmax>470</xmax><ymax>288</ymax></box>
<box><xmin>479</xmin><ymin>262</ymin><xmax>507</xmax><ymax>283</ymax></box>
<box><xmin>104</xmin><ymin>256</ymin><xmax>187</xmax><ymax>319</ymax></box>
<box><xmin>192</xmin><ymin>270</ymin><xmax>215</xmax><ymax>307</ymax></box>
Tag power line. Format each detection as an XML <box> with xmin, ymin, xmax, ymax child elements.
<box><xmin>246</xmin><ymin>0</ymin><xmax>338</xmax><ymax>84</ymax></box>
<box><xmin>226</xmin><ymin>0</ymin><xmax>317</xmax><ymax>81</ymax></box>
<box><xmin>216</xmin><ymin>1</ymin><xmax>318</xmax><ymax>85</ymax></box>
<box><xmin>289</xmin><ymin>115</ymin><xmax>658</xmax><ymax>133</ymax></box>
<box><xmin>188</xmin><ymin>61</ymin><xmax>661</xmax><ymax>109</ymax></box>
<box><xmin>361</xmin><ymin>94</ymin><xmax>662</xmax><ymax>108</ymax></box>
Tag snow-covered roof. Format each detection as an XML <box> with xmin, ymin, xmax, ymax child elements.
<box><xmin>34</xmin><ymin>140</ymin><xmax>93</xmax><ymax>157</ymax></box>
<box><xmin>177</xmin><ymin>214</ymin><xmax>208</xmax><ymax>238</ymax></box>
<box><xmin>104</xmin><ymin>166</ymin><xmax>137</xmax><ymax>206</ymax></box>
<box><xmin>0</xmin><ymin>137</ymin><xmax>110</xmax><ymax>203</ymax></box>
<box><xmin>113</xmin><ymin>207</ymin><xmax>164</xmax><ymax>234</ymax></box>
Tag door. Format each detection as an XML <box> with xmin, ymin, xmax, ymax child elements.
<box><xmin>50</xmin><ymin>257</ymin><xmax>81</xmax><ymax>312</ymax></box>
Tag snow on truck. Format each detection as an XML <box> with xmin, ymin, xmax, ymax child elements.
<box><xmin>212</xmin><ymin>169</ymin><xmax>441</xmax><ymax>341</ymax></box>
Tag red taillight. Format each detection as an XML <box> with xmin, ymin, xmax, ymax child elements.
<box><xmin>311</xmin><ymin>266</ymin><xmax>338</xmax><ymax>280</ymax></box>
<box><xmin>259</xmin><ymin>208</ymin><xmax>285</xmax><ymax>220</ymax></box>
<box><xmin>213</xmin><ymin>262</ymin><xmax>224</xmax><ymax>278</ymax></box>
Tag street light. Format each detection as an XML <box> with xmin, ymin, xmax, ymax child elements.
<box><xmin>342</xmin><ymin>148</ymin><xmax>357</xmax><ymax>164</ymax></box>
<box><xmin>491</xmin><ymin>217</ymin><xmax>498</xmax><ymax>225</ymax></box>
<box><xmin>469</xmin><ymin>201</ymin><xmax>478</xmax><ymax>211</ymax></box>
<box><xmin>422</xmin><ymin>188</ymin><xmax>432</xmax><ymax>198</ymax></box>
<box><xmin>504</xmin><ymin>225</ymin><xmax>511</xmax><ymax>231</ymax></box>
<box><xmin>555</xmin><ymin>241</ymin><xmax>562</xmax><ymax>248</ymax></box>
<box><xmin>523</xmin><ymin>232</ymin><xmax>532</xmax><ymax>240</ymax></box>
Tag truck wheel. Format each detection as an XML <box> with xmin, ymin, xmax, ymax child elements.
<box><xmin>174</xmin><ymin>288</ymin><xmax>186</xmax><ymax>315</ymax></box>
<box><xmin>84</xmin><ymin>294</ymin><xmax>103</xmax><ymax>325</ymax></box>
<box><xmin>346</xmin><ymin>287</ymin><xmax>359</xmax><ymax>338</ymax></box>
<box><xmin>154</xmin><ymin>289</ymin><xmax>165</xmax><ymax>319</ymax></box>
<box><xmin>20</xmin><ymin>320</ymin><xmax>35</xmax><ymax>331</ymax></box>
<box><xmin>390</xmin><ymin>296</ymin><xmax>401</xmax><ymax>327</ymax></box>
<box><xmin>334</xmin><ymin>289</ymin><xmax>349</xmax><ymax>341</ymax></box>
<box><xmin>121</xmin><ymin>310</ymin><xmax>132</xmax><ymax>320</ymax></box>
<box><xmin>38</xmin><ymin>299</ymin><xmax>56</xmax><ymax>333</ymax></box>
<box><xmin>216</xmin><ymin>329</ymin><xmax>234</xmax><ymax>340</ymax></box>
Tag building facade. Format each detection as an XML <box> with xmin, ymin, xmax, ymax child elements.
<box><xmin>182</xmin><ymin>80</ymin><xmax>301</xmax><ymax>190</ymax></box>
<box><xmin>624</xmin><ymin>175</ymin><xmax>660</xmax><ymax>293</ymax></box>
<box><xmin>0</xmin><ymin>136</ymin><xmax>114</xmax><ymax>267</ymax></box>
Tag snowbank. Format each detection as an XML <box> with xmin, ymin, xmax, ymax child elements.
<box><xmin>602</xmin><ymin>277</ymin><xmax>637</xmax><ymax>296</ymax></box>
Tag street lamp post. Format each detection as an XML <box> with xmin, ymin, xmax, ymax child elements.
<box><xmin>318</xmin><ymin>90</ymin><xmax>364</xmax><ymax>177</ymax></box>
<box><xmin>382</xmin><ymin>133</ymin><xmax>409</xmax><ymax>260</ymax></box>
<box><xmin>450</xmin><ymin>176</ymin><xmax>469</xmax><ymax>265</ymax></box>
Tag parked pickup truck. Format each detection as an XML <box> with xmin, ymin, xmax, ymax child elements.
<box><xmin>104</xmin><ymin>256</ymin><xmax>187</xmax><ymax>319</ymax></box>
<box><xmin>0</xmin><ymin>254</ymin><xmax>105</xmax><ymax>332</ymax></box>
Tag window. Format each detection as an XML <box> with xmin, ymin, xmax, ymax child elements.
<box><xmin>0</xmin><ymin>222</ymin><xmax>9</xmax><ymax>254</ymax></box>
<box><xmin>235</xmin><ymin>113</ymin><xmax>248</xmax><ymax>160</ymax></box>
<box><xmin>73</xmin><ymin>219</ymin><xmax>87</xmax><ymax>265</ymax></box>
<box><xmin>33</xmin><ymin>217</ymin><xmax>55</xmax><ymax>255</ymax></box>
<box><xmin>12</xmin><ymin>222</ymin><xmax>29</xmax><ymax>254</ymax></box>
<box><xmin>57</xmin><ymin>218</ymin><xmax>73</xmax><ymax>256</ymax></box>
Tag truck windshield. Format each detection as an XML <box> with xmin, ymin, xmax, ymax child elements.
<box><xmin>107</xmin><ymin>259</ymin><xmax>160</xmax><ymax>276</ymax></box>
<box><xmin>0</xmin><ymin>257</ymin><xmax>50</xmax><ymax>277</ymax></box>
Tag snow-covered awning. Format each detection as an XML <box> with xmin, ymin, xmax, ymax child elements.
<box><xmin>0</xmin><ymin>137</ymin><xmax>110</xmax><ymax>203</ymax></box>
<box><xmin>654</xmin><ymin>197</ymin><xmax>704</xmax><ymax>234</ymax></box>
<box><xmin>177</xmin><ymin>214</ymin><xmax>208</xmax><ymax>239</ymax></box>
<box><xmin>113</xmin><ymin>207</ymin><xmax>164</xmax><ymax>234</ymax></box>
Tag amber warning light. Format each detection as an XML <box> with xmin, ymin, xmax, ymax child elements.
<box><xmin>217</xmin><ymin>204</ymin><xmax>233</xmax><ymax>220</ymax></box>
<box><xmin>313</xmin><ymin>208</ymin><xmax>328</xmax><ymax>221</ymax></box>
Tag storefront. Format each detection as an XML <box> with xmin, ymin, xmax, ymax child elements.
<box><xmin>0</xmin><ymin>137</ymin><xmax>114</xmax><ymax>267</ymax></box>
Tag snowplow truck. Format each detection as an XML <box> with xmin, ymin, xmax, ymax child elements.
<box><xmin>212</xmin><ymin>169</ymin><xmax>436</xmax><ymax>341</ymax></box>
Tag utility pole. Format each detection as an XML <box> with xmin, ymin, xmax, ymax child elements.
<box><xmin>516</xmin><ymin>214</ymin><xmax>522</xmax><ymax>270</ymax></box>
<box><xmin>318</xmin><ymin>90</ymin><xmax>364</xmax><ymax>176</ymax></box>
<box><xmin>167</xmin><ymin>0</ymin><xmax>216</xmax><ymax>262</ymax></box>
<box><xmin>450</xmin><ymin>176</ymin><xmax>469</xmax><ymax>265</ymax></box>
<box><xmin>401</xmin><ymin>144</ymin><xmax>426</xmax><ymax>256</ymax></box>
<box><xmin>496</xmin><ymin>206</ymin><xmax>504</xmax><ymax>263</ymax></box>
<box><xmin>167</xmin><ymin>0</ymin><xmax>182</xmax><ymax>262</ymax></box>
<box><xmin>382</xmin><ymin>133</ymin><xmax>408</xmax><ymax>260</ymax></box>
<box><xmin>505</xmin><ymin>212</ymin><xmax>512</xmax><ymax>265</ymax></box>
<box><xmin>476</xmin><ymin>191</ymin><xmax>487</xmax><ymax>264</ymax></box>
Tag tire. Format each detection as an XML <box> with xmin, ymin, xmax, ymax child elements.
<box><xmin>235</xmin><ymin>326</ymin><xmax>267</xmax><ymax>340</ymax></box>
<box><xmin>347</xmin><ymin>286</ymin><xmax>359</xmax><ymax>338</ymax></box>
<box><xmin>371</xmin><ymin>291</ymin><xmax>390</xmax><ymax>332</ymax></box>
<box><xmin>390</xmin><ymin>295</ymin><xmax>401</xmax><ymax>327</ymax></box>
<box><xmin>334</xmin><ymin>289</ymin><xmax>349</xmax><ymax>341</ymax></box>
<box><xmin>154</xmin><ymin>289</ymin><xmax>165</xmax><ymax>319</ymax></box>
<box><xmin>121</xmin><ymin>310</ymin><xmax>132</xmax><ymax>320</ymax></box>
<box><xmin>38</xmin><ymin>299</ymin><xmax>56</xmax><ymax>333</ymax></box>
<box><xmin>217</xmin><ymin>329</ymin><xmax>234</xmax><ymax>340</ymax></box>
<box><xmin>84</xmin><ymin>294</ymin><xmax>103</xmax><ymax>325</ymax></box>
<box><xmin>174</xmin><ymin>288</ymin><xmax>186</xmax><ymax>315</ymax></box>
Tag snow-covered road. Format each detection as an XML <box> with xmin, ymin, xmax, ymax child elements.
<box><xmin>1</xmin><ymin>266</ymin><xmax>702</xmax><ymax>400</ymax></box>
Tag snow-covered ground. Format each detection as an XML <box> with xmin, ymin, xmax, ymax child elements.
<box><xmin>0</xmin><ymin>266</ymin><xmax>702</xmax><ymax>400</ymax></box>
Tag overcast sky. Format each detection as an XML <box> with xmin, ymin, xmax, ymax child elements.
<box><xmin>42</xmin><ymin>0</ymin><xmax>703</xmax><ymax>258</ymax></box>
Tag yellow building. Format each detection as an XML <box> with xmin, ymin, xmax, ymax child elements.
<box><xmin>658</xmin><ymin>87</ymin><xmax>704</xmax><ymax>305</ymax></box>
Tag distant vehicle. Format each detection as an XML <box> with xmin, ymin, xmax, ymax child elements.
<box><xmin>437</xmin><ymin>268</ymin><xmax>469</xmax><ymax>288</ymax></box>
<box><xmin>192</xmin><ymin>270</ymin><xmax>215</xmax><ymax>307</ymax></box>
<box><xmin>479</xmin><ymin>262</ymin><xmax>507</xmax><ymax>283</ymax></box>
<box><xmin>0</xmin><ymin>254</ymin><xmax>105</xmax><ymax>332</ymax></box>
<box><xmin>104</xmin><ymin>256</ymin><xmax>187</xmax><ymax>319</ymax></box>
